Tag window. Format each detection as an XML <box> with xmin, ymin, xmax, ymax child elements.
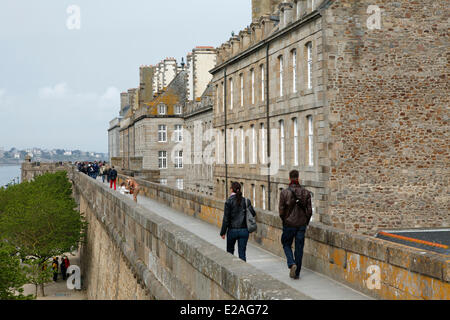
<box><xmin>216</xmin><ymin>85</ymin><xmax>219</xmax><ymax>113</ymax></box>
<box><xmin>175</xmin><ymin>105</ymin><xmax>182</xmax><ymax>115</ymax></box>
<box><xmin>176</xmin><ymin>178</ymin><xmax>184</xmax><ymax>190</ymax></box>
<box><xmin>158</xmin><ymin>125</ymin><xmax>167</xmax><ymax>142</ymax></box>
<box><xmin>307</xmin><ymin>115</ymin><xmax>314</xmax><ymax>166</ymax></box>
<box><xmin>221</xmin><ymin>129</ymin><xmax>225</xmax><ymax>164</ymax></box>
<box><xmin>261</xmin><ymin>65</ymin><xmax>265</xmax><ymax>101</ymax></box>
<box><xmin>292</xmin><ymin>50</ymin><xmax>297</xmax><ymax>93</ymax></box>
<box><xmin>252</xmin><ymin>184</ymin><xmax>256</xmax><ymax>207</ymax></box>
<box><xmin>241</xmin><ymin>182</ymin><xmax>245</xmax><ymax>197</ymax></box>
<box><xmin>279</xmin><ymin>56</ymin><xmax>284</xmax><ymax>97</ymax></box>
<box><xmin>229</xmin><ymin>128</ymin><xmax>234</xmax><ymax>164</ymax></box>
<box><xmin>279</xmin><ymin>120</ymin><xmax>285</xmax><ymax>166</ymax></box>
<box><xmin>240</xmin><ymin>74</ymin><xmax>244</xmax><ymax>107</ymax></box>
<box><xmin>251</xmin><ymin>69</ymin><xmax>255</xmax><ymax>105</ymax></box>
<box><xmin>260</xmin><ymin>123</ymin><xmax>265</xmax><ymax>164</ymax></box>
<box><xmin>296</xmin><ymin>0</ymin><xmax>301</xmax><ymax>18</ymax></box>
<box><xmin>229</xmin><ymin>78</ymin><xmax>234</xmax><ymax>110</ymax></box>
<box><xmin>261</xmin><ymin>185</ymin><xmax>266</xmax><ymax>210</ymax></box>
<box><xmin>175</xmin><ymin>150</ymin><xmax>183</xmax><ymax>169</ymax></box>
<box><xmin>306</xmin><ymin>42</ymin><xmax>313</xmax><ymax>89</ymax></box>
<box><xmin>251</xmin><ymin>124</ymin><xmax>257</xmax><ymax>164</ymax></box>
<box><xmin>158</xmin><ymin>151</ymin><xmax>167</xmax><ymax>169</ymax></box>
<box><xmin>160</xmin><ymin>179</ymin><xmax>167</xmax><ymax>185</ymax></box>
<box><xmin>158</xmin><ymin>104</ymin><xmax>166</xmax><ymax>115</ymax></box>
<box><xmin>174</xmin><ymin>125</ymin><xmax>183</xmax><ymax>142</ymax></box>
<box><xmin>221</xmin><ymin>81</ymin><xmax>225</xmax><ymax>112</ymax></box>
<box><xmin>240</xmin><ymin>127</ymin><xmax>245</xmax><ymax>164</ymax></box>
<box><xmin>293</xmin><ymin>118</ymin><xmax>298</xmax><ymax>166</ymax></box>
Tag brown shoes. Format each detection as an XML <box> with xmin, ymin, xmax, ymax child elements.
<box><xmin>289</xmin><ymin>264</ymin><xmax>297</xmax><ymax>279</ymax></box>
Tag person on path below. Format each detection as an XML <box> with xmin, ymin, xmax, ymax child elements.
<box><xmin>60</xmin><ymin>257</ymin><xmax>67</xmax><ymax>281</ymax></box>
<box><xmin>279</xmin><ymin>170</ymin><xmax>313</xmax><ymax>280</ymax></box>
<box><xmin>220</xmin><ymin>182</ymin><xmax>256</xmax><ymax>262</ymax></box>
<box><xmin>52</xmin><ymin>257</ymin><xmax>59</xmax><ymax>282</ymax></box>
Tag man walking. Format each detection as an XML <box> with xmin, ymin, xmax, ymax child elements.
<box><xmin>279</xmin><ymin>170</ymin><xmax>312</xmax><ymax>280</ymax></box>
<box><xmin>109</xmin><ymin>166</ymin><xmax>118</xmax><ymax>190</ymax></box>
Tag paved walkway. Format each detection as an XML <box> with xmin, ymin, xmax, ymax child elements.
<box><xmin>22</xmin><ymin>250</ymin><xmax>87</xmax><ymax>300</ymax></box>
<box><xmin>128</xmin><ymin>192</ymin><xmax>372</xmax><ymax>300</ymax></box>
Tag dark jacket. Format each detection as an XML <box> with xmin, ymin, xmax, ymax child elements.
<box><xmin>109</xmin><ymin>169</ymin><xmax>118</xmax><ymax>181</ymax></box>
<box><xmin>279</xmin><ymin>184</ymin><xmax>312</xmax><ymax>228</ymax></box>
<box><xmin>220</xmin><ymin>195</ymin><xmax>256</xmax><ymax>236</ymax></box>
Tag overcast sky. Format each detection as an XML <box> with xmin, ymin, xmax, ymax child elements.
<box><xmin>0</xmin><ymin>0</ymin><xmax>251</xmax><ymax>153</ymax></box>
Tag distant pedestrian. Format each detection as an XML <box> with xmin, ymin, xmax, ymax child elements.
<box><xmin>52</xmin><ymin>257</ymin><xmax>59</xmax><ymax>282</ymax></box>
<box><xmin>220</xmin><ymin>182</ymin><xmax>256</xmax><ymax>262</ymax></box>
<box><xmin>100</xmin><ymin>165</ymin><xmax>106</xmax><ymax>183</ymax></box>
<box><xmin>60</xmin><ymin>257</ymin><xmax>67</xmax><ymax>280</ymax></box>
<box><xmin>279</xmin><ymin>170</ymin><xmax>312</xmax><ymax>280</ymax></box>
<box><xmin>109</xmin><ymin>166</ymin><xmax>118</xmax><ymax>190</ymax></box>
<box><xmin>126</xmin><ymin>178</ymin><xmax>140</xmax><ymax>203</ymax></box>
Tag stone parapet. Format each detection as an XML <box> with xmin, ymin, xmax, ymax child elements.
<box><xmin>73</xmin><ymin>169</ymin><xmax>310</xmax><ymax>300</ymax></box>
<box><xmin>118</xmin><ymin>173</ymin><xmax>449</xmax><ymax>300</ymax></box>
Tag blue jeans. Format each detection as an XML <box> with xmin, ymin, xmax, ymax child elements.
<box><xmin>227</xmin><ymin>228</ymin><xmax>250</xmax><ymax>262</ymax></box>
<box><xmin>281</xmin><ymin>226</ymin><xmax>306</xmax><ymax>277</ymax></box>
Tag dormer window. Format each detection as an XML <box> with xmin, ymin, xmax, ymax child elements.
<box><xmin>158</xmin><ymin>103</ymin><xmax>167</xmax><ymax>115</ymax></box>
<box><xmin>175</xmin><ymin>105</ymin><xmax>182</xmax><ymax>115</ymax></box>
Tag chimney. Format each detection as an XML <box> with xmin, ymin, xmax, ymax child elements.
<box><xmin>252</xmin><ymin>0</ymin><xmax>283</xmax><ymax>22</ymax></box>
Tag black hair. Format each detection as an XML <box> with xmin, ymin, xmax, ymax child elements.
<box><xmin>231</xmin><ymin>181</ymin><xmax>243</xmax><ymax>206</ymax></box>
<box><xmin>289</xmin><ymin>170</ymin><xmax>299</xmax><ymax>180</ymax></box>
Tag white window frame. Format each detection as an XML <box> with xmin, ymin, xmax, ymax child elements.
<box><xmin>307</xmin><ymin>42</ymin><xmax>313</xmax><ymax>90</ymax></box>
<box><xmin>292</xmin><ymin>50</ymin><xmax>297</xmax><ymax>93</ymax></box>
<box><xmin>221</xmin><ymin>129</ymin><xmax>225</xmax><ymax>164</ymax></box>
<box><xmin>158</xmin><ymin>104</ymin><xmax>167</xmax><ymax>115</ymax></box>
<box><xmin>261</xmin><ymin>65</ymin><xmax>265</xmax><ymax>101</ymax></box>
<box><xmin>175</xmin><ymin>150</ymin><xmax>183</xmax><ymax>169</ymax></box>
<box><xmin>174</xmin><ymin>125</ymin><xmax>183</xmax><ymax>142</ymax></box>
<box><xmin>260</xmin><ymin>123</ymin><xmax>265</xmax><ymax>164</ymax></box>
<box><xmin>158</xmin><ymin>151</ymin><xmax>167</xmax><ymax>169</ymax></box>
<box><xmin>252</xmin><ymin>184</ymin><xmax>256</xmax><ymax>207</ymax></box>
<box><xmin>175</xmin><ymin>105</ymin><xmax>182</xmax><ymax>115</ymax></box>
<box><xmin>160</xmin><ymin>179</ymin><xmax>167</xmax><ymax>185</ymax></box>
<box><xmin>251</xmin><ymin>124</ymin><xmax>257</xmax><ymax>164</ymax></box>
<box><xmin>308</xmin><ymin>115</ymin><xmax>314</xmax><ymax>166</ymax></box>
<box><xmin>229</xmin><ymin>78</ymin><xmax>234</xmax><ymax>110</ymax></box>
<box><xmin>158</xmin><ymin>125</ymin><xmax>167</xmax><ymax>142</ymax></box>
<box><xmin>229</xmin><ymin>128</ymin><xmax>234</xmax><ymax>164</ymax></box>
<box><xmin>222</xmin><ymin>82</ymin><xmax>225</xmax><ymax>112</ymax></box>
<box><xmin>280</xmin><ymin>120</ymin><xmax>285</xmax><ymax>166</ymax></box>
<box><xmin>176</xmin><ymin>178</ymin><xmax>184</xmax><ymax>190</ymax></box>
<box><xmin>240</xmin><ymin>127</ymin><xmax>245</xmax><ymax>164</ymax></box>
<box><xmin>279</xmin><ymin>56</ymin><xmax>284</xmax><ymax>97</ymax></box>
<box><xmin>293</xmin><ymin>118</ymin><xmax>298</xmax><ymax>166</ymax></box>
<box><xmin>251</xmin><ymin>69</ymin><xmax>255</xmax><ymax>105</ymax></box>
<box><xmin>261</xmin><ymin>185</ymin><xmax>266</xmax><ymax>210</ymax></box>
<box><xmin>240</xmin><ymin>74</ymin><xmax>244</xmax><ymax>107</ymax></box>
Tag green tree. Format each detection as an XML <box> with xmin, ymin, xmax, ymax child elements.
<box><xmin>0</xmin><ymin>171</ymin><xmax>87</xmax><ymax>297</ymax></box>
<box><xmin>0</xmin><ymin>242</ymin><xmax>32</xmax><ymax>300</ymax></box>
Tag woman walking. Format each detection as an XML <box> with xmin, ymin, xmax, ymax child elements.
<box><xmin>220</xmin><ymin>182</ymin><xmax>256</xmax><ymax>262</ymax></box>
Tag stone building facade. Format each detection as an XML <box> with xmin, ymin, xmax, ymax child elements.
<box><xmin>184</xmin><ymin>84</ymin><xmax>215</xmax><ymax>196</ymax></box>
<box><xmin>109</xmin><ymin>0</ymin><xmax>448</xmax><ymax>234</ymax></box>
<box><xmin>210</xmin><ymin>0</ymin><xmax>449</xmax><ymax>234</ymax></box>
<box><xmin>109</xmin><ymin>47</ymin><xmax>217</xmax><ymax>192</ymax></box>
